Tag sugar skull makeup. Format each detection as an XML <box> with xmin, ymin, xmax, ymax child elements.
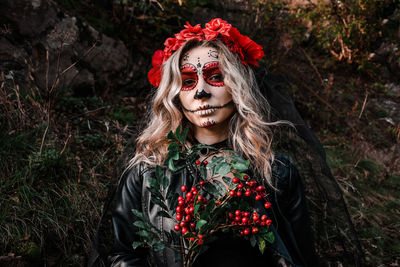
<box><xmin>179</xmin><ymin>46</ymin><xmax>235</xmax><ymax>129</ymax></box>
<box><xmin>180</xmin><ymin>62</ymin><xmax>224</xmax><ymax>91</ymax></box>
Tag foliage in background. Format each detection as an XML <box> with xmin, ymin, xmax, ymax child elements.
<box><xmin>1</xmin><ymin>0</ymin><xmax>399</xmax><ymax>266</ymax></box>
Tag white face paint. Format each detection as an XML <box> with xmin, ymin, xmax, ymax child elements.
<box><xmin>179</xmin><ymin>46</ymin><xmax>235</xmax><ymax>130</ymax></box>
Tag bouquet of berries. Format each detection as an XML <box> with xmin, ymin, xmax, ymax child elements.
<box><xmin>131</xmin><ymin>127</ymin><xmax>275</xmax><ymax>267</ymax></box>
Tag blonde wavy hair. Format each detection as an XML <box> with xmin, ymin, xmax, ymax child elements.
<box><xmin>129</xmin><ymin>39</ymin><xmax>285</xmax><ymax>186</ymax></box>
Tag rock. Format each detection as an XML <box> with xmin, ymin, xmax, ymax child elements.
<box><xmin>1</xmin><ymin>0</ymin><xmax>133</xmax><ymax>95</ymax></box>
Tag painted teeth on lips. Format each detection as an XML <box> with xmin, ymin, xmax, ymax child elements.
<box><xmin>195</xmin><ymin>108</ymin><xmax>216</xmax><ymax>115</ymax></box>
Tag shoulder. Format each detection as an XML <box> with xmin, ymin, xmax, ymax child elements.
<box><xmin>118</xmin><ymin>162</ymin><xmax>155</xmax><ymax>190</ymax></box>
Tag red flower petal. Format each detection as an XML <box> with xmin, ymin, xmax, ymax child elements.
<box><xmin>148</xmin><ymin>67</ymin><xmax>161</xmax><ymax>87</ymax></box>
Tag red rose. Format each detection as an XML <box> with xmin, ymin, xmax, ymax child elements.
<box><xmin>164</xmin><ymin>38</ymin><xmax>182</xmax><ymax>58</ymax></box>
<box><xmin>148</xmin><ymin>66</ymin><xmax>161</xmax><ymax>87</ymax></box>
<box><xmin>152</xmin><ymin>50</ymin><xmax>165</xmax><ymax>68</ymax></box>
<box><xmin>203</xmin><ymin>19</ymin><xmax>231</xmax><ymax>40</ymax></box>
<box><xmin>175</xmin><ymin>22</ymin><xmax>204</xmax><ymax>42</ymax></box>
<box><xmin>148</xmin><ymin>50</ymin><xmax>164</xmax><ymax>87</ymax></box>
<box><xmin>229</xmin><ymin>27</ymin><xmax>264</xmax><ymax>66</ymax></box>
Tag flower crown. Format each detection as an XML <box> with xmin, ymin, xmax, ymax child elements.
<box><xmin>148</xmin><ymin>18</ymin><xmax>264</xmax><ymax>87</ymax></box>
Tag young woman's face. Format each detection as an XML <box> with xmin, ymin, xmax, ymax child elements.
<box><xmin>178</xmin><ymin>46</ymin><xmax>235</xmax><ymax>129</ymax></box>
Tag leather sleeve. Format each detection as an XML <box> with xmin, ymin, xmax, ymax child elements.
<box><xmin>108</xmin><ymin>165</ymin><xmax>149</xmax><ymax>267</ymax></box>
<box><xmin>274</xmin><ymin>155</ymin><xmax>320</xmax><ymax>267</ymax></box>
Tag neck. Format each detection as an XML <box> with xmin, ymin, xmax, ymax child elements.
<box><xmin>194</xmin><ymin>121</ymin><xmax>229</xmax><ymax>145</ymax></box>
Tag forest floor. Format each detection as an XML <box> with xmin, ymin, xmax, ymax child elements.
<box><xmin>1</xmin><ymin>1</ymin><xmax>399</xmax><ymax>266</ymax></box>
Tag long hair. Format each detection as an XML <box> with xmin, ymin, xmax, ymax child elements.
<box><xmin>129</xmin><ymin>39</ymin><xmax>285</xmax><ymax>187</ymax></box>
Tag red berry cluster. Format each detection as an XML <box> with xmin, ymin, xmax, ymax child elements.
<box><xmin>228</xmin><ymin>209</ymin><xmax>272</xmax><ymax>236</ymax></box>
<box><xmin>174</xmin><ymin>184</ymin><xmax>207</xmax><ymax>245</ymax></box>
<box><xmin>230</xmin><ymin>175</ymin><xmax>272</xmax><ymax>210</ymax></box>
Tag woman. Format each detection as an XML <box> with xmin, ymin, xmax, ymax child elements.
<box><xmin>108</xmin><ymin>19</ymin><xmax>319</xmax><ymax>267</ymax></box>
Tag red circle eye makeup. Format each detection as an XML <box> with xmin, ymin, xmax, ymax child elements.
<box><xmin>203</xmin><ymin>62</ymin><xmax>224</xmax><ymax>87</ymax></box>
<box><xmin>180</xmin><ymin>62</ymin><xmax>224</xmax><ymax>91</ymax></box>
<box><xmin>180</xmin><ymin>64</ymin><xmax>198</xmax><ymax>91</ymax></box>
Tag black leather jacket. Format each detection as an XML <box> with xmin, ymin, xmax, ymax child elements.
<box><xmin>108</xmin><ymin>153</ymin><xmax>319</xmax><ymax>267</ymax></box>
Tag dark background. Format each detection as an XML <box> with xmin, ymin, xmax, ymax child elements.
<box><xmin>0</xmin><ymin>0</ymin><xmax>399</xmax><ymax>266</ymax></box>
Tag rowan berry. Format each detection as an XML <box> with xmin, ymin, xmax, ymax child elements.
<box><xmin>266</xmin><ymin>219</ymin><xmax>272</xmax><ymax>226</ymax></box>
<box><xmin>189</xmin><ymin>206</ymin><xmax>194</xmax><ymax>213</ymax></box>
<box><xmin>178</xmin><ymin>200</ymin><xmax>184</xmax><ymax>206</ymax></box>
<box><xmin>264</xmin><ymin>202</ymin><xmax>271</xmax><ymax>209</ymax></box>
<box><xmin>198</xmin><ymin>234</ymin><xmax>203</xmax><ymax>239</ymax></box>
<box><xmin>198</xmin><ymin>239</ymin><xmax>204</xmax><ymax>245</ymax></box>
<box><xmin>235</xmin><ymin>210</ymin><xmax>241</xmax><ymax>216</ymax></box>
<box><xmin>181</xmin><ymin>185</ymin><xmax>187</xmax><ymax>192</ymax></box>
<box><xmin>261</xmin><ymin>215</ymin><xmax>268</xmax><ymax>221</ymax></box>
<box><xmin>255</xmin><ymin>195</ymin><xmax>262</xmax><ymax>201</ymax></box>
<box><xmin>236</xmin><ymin>191</ymin><xmax>242</xmax><ymax>197</ymax></box>
<box><xmin>243</xmin><ymin>228</ymin><xmax>250</xmax><ymax>235</ymax></box>
<box><xmin>242</xmin><ymin>217</ymin><xmax>248</xmax><ymax>224</ymax></box>
<box><xmin>178</xmin><ymin>196</ymin><xmax>184</xmax><ymax>202</ymax></box>
<box><xmin>174</xmin><ymin>224</ymin><xmax>180</xmax><ymax>231</ymax></box>
<box><xmin>229</xmin><ymin>190</ymin><xmax>235</xmax><ymax>197</ymax></box>
<box><xmin>185</xmin><ymin>215</ymin><xmax>191</xmax><ymax>222</ymax></box>
<box><xmin>252</xmin><ymin>227</ymin><xmax>259</xmax><ymax>234</ymax></box>
<box><xmin>186</xmin><ymin>192</ymin><xmax>192</xmax><ymax>199</ymax></box>
<box><xmin>244</xmin><ymin>211</ymin><xmax>250</xmax><ymax>217</ymax></box>
<box><xmin>243</xmin><ymin>175</ymin><xmax>249</xmax><ymax>180</ymax></box>
<box><xmin>256</xmin><ymin>185</ymin><xmax>264</xmax><ymax>192</ymax></box>
<box><xmin>190</xmin><ymin>222</ymin><xmax>195</xmax><ymax>229</ymax></box>
<box><xmin>180</xmin><ymin>221</ymin><xmax>186</xmax><ymax>227</ymax></box>
<box><xmin>203</xmin><ymin>161</ymin><xmax>208</xmax><ymax>165</ymax></box>
<box><xmin>181</xmin><ymin>227</ymin><xmax>188</xmax><ymax>234</ymax></box>
<box><xmin>199</xmin><ymin>181</ymin><xmax>204</xmax><ymax>186</ymax></box>
<box><xmin>191</xmin><ymin>187</ymin><xmax>197</xmax><ymax>192</ymax></box>
<box><xmin>235</xmin><ymin>216</ymin><xmax>241</xmax><ymax>222</ymax></box>
<box><xmin>237</xmin><ymin>183</ymin><xmax>244</xmax><ymax>189</ymax></box>
<box><xmin>245</xmin><ymin>190</ymin><xmax>251</xmax><ymax>197</ymax></box>
<box><xmin>196</xmin><ymin>160</ymin><xmax>201</xmax><ymax>165</ymax></box>
<box><xmin>176</xmin><ymin>214</ymin><xmax>182</xmax><ymax>221</ymax></box>
<box><xmin>232</xmin><ymin>177</ymin><xmax>240</xmax><ymax>184</ymax></box>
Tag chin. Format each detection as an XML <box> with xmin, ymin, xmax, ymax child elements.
<box><xmin>200</xmin><ymin>120</ymin><xmax>217</xmax><ymax>128</ymax></box>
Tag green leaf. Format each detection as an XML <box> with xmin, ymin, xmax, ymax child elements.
<box><xmin>133</xmin><ymin>220</ymin><xmax>149</xmax><ymax>229</ymax></box>
<box><xmin>213</xmin><ymin>180</ymin><xmax>227</xmax><ymax>196</ymax></box>
<box><xmin>167</xmin><ymin>131</ymin><xmax>176</xmax><ymax>140</ymax></box>
<box><xmin>175</xmin><ymin>125</ymin><xmax>182</xmax><ymax>143</ymax></box>
<box><xmin>264</xmin><ymin>231</ymin><xmax>275</xmax><ymax>244</ymax></box>
<box><xmin>193</xmin><ymin>201</ymin><xmax>201</xmax><ymax>215</ymax></box>
<box><xmin>181</xmin><ymin>127</ymin><xmax>189</xmax><ymax>144</ymax></box>
<box><xmin>168</xmin><ymin>142</ymin><xmax>179</xmax><ymax>151</ymax></box>
<box><xmin>168</xmin><ymin>158</ymin><xmax>176</xmax><ymax>171</ymax></box>
<box><xmin>132</xmin><ymin>241</ymin><xmax>143</xmax><ymax>249</ymax></box>
<box><xmin>155</xmin><ymin>165</ymin><xmax>164</xmax><ymax>180</ymax></box>
<box><xmin>250</xmin><ymin>235</ymin><xmax>256</xmax><ymax>247</ymax></box>
<box><xmin>216</xmin><ymin>162</ymin><xmax>230</xmax><ymax>176</ymax></box>
<box><xmin>137</xmin><ymin>230</ymin><xmax>151</xmax><ymax>238</ymax></box>
<box><xmin>154</xmin><ymin>242</ymin><xmax>165</xmax><ymax>251</ymax></box>
<box><xmin>202</xmin><ymin>183</ymin><xmax>219</xmax><ymax>197</ymax></box>
<box><xmin>157</xmin><ymin>210</ymin><xmax>172</xmax><ymax>218</ymax></box>
<box><xmin>148</xmin><ymin>177</ymin><xmax>160</xmax><ymax>189</ymax></box>
<box><xmin>258</xmin><ymin>238</ymin><xmax>266</xmax><ymax>254</ymax></box>
<box><xmin>196</xmin><ymin>219</ymin><xmax>207</xmax><ymax>230</ymax></box>
<box><xmin>231</xmin><ymin>162</ymin><xmax>248</xmax><ymax>172</ymax></box>
<box><xmin>200</xmin><ymin>165</ymin><xmax>208</xmax><ymax>180</ymax></box>
<box><xmin>132</xmin><ymin>209</ymin><xmax>146</xmax><ymax>220</ymax></box>
<box><xmin>151</xmin><ymin>196</ymin><xmax>169</xmax><ymax>211</ymax></box>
